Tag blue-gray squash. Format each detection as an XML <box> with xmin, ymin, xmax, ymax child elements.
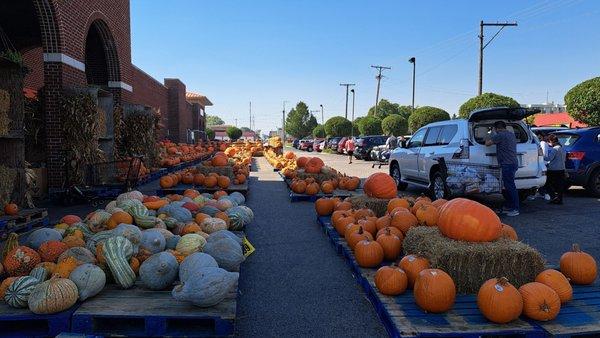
<box><xmin>203</xmin><ymin>236</ymin><xmax>245</xmax><ymax>272</ymax></box>
<box><xmin>140</xmin><ymin>229</ymin><xmax>166</xmax><ymax>254</ymax></box>
<box><xmin>166</xmin><ymin>235</ymin><xmax>181</xmax><ymax>250</ymax></box>
<box><xmin>179</xmin><ymin>252</ymin><xmax>218</xmax><ymax>282</ymax></box>
<box><xmin>207</xmin><ymin>230</ymin><xmax>242</xmax><ymax>245</ymax></box>
<box><xmin>25</xmin><ymin>228</ymin><xmax>62</xmax><ymax>250</ymax></box>
<box><xmin>140</xmin><ymin>252</ymin><xmax>178</xmax><ymax>290</ymax></box>
<box><xmin>29</xmin><ymin>266</ymin><xmax>50</xmax><ymax>282</ymax></box>
<box><xmin>229</xmin><ymin>192</ymin><xmax>246</xmax><ymax>205</ymax></box>
<box><xmin>114</xmin><ymin>224</ymin><xmax>143</xmax><ymax>253</ymax></box>
<box><xmin>103</xmin><ymin>236</ymin><xmax>135</xmax><ymax>289</ymax></box>
<box><xmin>172</xmin><ymin>267</ymin><xmax>238</xmax><ymax>307</ymax></box>
<box><xmin>69</xmin><ymin>263</ymin><xmax>106</xmax><ymax>301</ymax></box>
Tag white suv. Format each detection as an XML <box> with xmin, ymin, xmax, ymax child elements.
<box><xmin>389</xmin><ymin>107</ymin><xmax>546</xmax><ymax>200</ymax></box>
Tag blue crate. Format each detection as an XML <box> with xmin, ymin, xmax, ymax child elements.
<box><xmin>0</xmin><ymin>209</ymin><xmax>50</xmax><ymax>241</ymax></box>
<box><xmin>0</xmin><ymin>303</ymin><xmax>78</xmax><ymax>338</ymax></box>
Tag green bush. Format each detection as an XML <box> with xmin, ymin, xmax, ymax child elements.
<box><xmin>358</xmin><ymin>116</ymin><xmax>382</xmax><ymax>135</ymax></box>
<box><xmin>206</xmin><ymin>128</ymin><xmax>215</xmax><ymax>140</ymax></box>
<box><xmin>381</xmin><ymin>114</ymin><xmax>408</xmax><ymax>136</ymax></box>
<box><xmin>565</xmin><ymin>77</ymin><xmax>600</xmax><ymax>126</ymax></box>
<box><xmin>324</xmin><ymin>116</ymin><xmax>352</xmax><ymax>137</ymax></box>
<box><xmin>312</xmin><ymin>124</ymin><xmax>326</xmax><ymax>138</ymax></box>
<box><xmin>408</xmin><ymin>106</ymin><xmax>450</xmax><ymax>132</ymax></box>
<box><xmin>458</xmin><ymin>93</ymin><xmax>520</xmax><ymax>119</ymax></box>
<box><xmin>226</xmin><ymin>126</ymin><xmax>242</xmax><ymax>140</ymax></box>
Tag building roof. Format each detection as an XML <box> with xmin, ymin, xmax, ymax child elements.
<box><xmin>186</xmin><ymin>91</ymin><xmax>213</xmax><ymax>106</ymax></box>
<box><xmin>533</xmin><ymin>112</ymin><xmax>587</xmax><ymax>128</ymax></box>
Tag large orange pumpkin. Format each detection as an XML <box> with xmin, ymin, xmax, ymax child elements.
<box><xmin>4</xmin><ymin>203</ymin><xmax>18</xmax><ymax>216</ymax></box>
<box><xmin>193</xmin><ymin>174</ymin><xmax>206</xmax><ymax>185</ymax></box>
<box><xmin>414</xmin><ymin>269</ymin><xmax>456</xmax><ymax>313</ymax></box>
<box><xmin>304</xmin><ymin>157</ymin><xmax>324</xmax><ymax>174</ymax></box>
<box><xmin>437</xmin><ymin>198</ymin><xmax>502</xmax><ymax>242</ymax></box>
<box><xmin>315</xmin><ymin>198</ymin><xmax>335</xmax><ymax>216</ymax></box>
<box><xmin>535</xmin><ymin>269</ymin><xmax>573</xmax><ymax>303</ymax></box>
<box><xmin>376</xmin><ymin>228</ymin><xmax>402</xmax><ymax>261</ymax></box>
<box><xmin>291</xmin><ymin>180</ymin><xmax>307</xmax><ymax>194</ymax></box>
<box><xmin>399</xmin><ymin>254</ymin><xmax>430</xmax><ymax>288</ymax></box>
<box><xmin>415</xmin><ymin>204</ymin><xmax>439</xmax><ymax>227</ymax></box>
<box><xmin>375</xmin><ymin>215</ymin><xmax>391</xmax><ymax>231</ymax></box>
<box><xmin>217</xmin><ymin>176</ymin><xmax>231</xmax><ymax>189</ymax></box>
<box><xmin>182</xmin><ymin>173</ymin><xmax>194</xmax><ymax>184</ymax></box>
<box><xmin>559</xmin><ymin>244</ymin><xmax>597</xmax><ymax>285</ymax></box>
<box><xmin>375</xmin><ymin>265</ymin><xmax>408</xmax><ymax>296</ymax></box>
<box><xmin>363</xmin><ymin>173</ymin><xmax>397</xmax><ymax>199</ymax></box>
<box><xmin>321</xmin><ymin>181</ymin><xmax>334</xmax><ymax>194</ymax></box>
<box><xmin>390</xmin><ymin>209</ymin><xmax>418</xmax><ymax>234</ymax></box>
<box><xmin>354</xmin><ymin>239</ymin><xmax>384</xmax><ymax>268</ymax></box>
<box><xmin>211</xmin><ymin>155</ymin><xmax>228</xmax><ymax>167</ymax></box>
<box><xmin>477</xmin><ymin>277</ymin><xmax>523</xmax><ymax>324</ymax></box>
<box><xmin>296</xmin><ymin>157</ymin><xmax>309</xmax><ymax>168</ymax></box>
<box><xmin>107</xmin><ymin>211</ymin><xmax>134</xmax><ymax>230</ymax></box>
<box><xmin>204</xmin><ymin>175</ymin><xmax>218</xmax><ymax>188</ymax></box>
<box><xmin>501</xmin><ymin>224</ymin><xmax>518</xmax><ymax>240</ymax></box>
<box><xmin>159</xmin><ymin>176</ymin><xmax>174</xmax><ymax>189</ymax></box>
<box><xmin>519</xmin><ymin>282</ymin><xmax>561</xmax><ymax>321</ymax></box>
<box><xmin>305</xmin><ymin>182</ymin><xmax>320</xmax><ymax>195</ymax></box>
<box><xmin>347</xmin><ymin>227</ymin><xmax>374</xmax><ymax>250</ymax></box>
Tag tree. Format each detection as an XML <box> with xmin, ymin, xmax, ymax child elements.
<box><xmin>285</xmin><ymin>101</ymin><xmax>318</xmax><ymax>138</ymax></box>
<box><xmin>565</xmin><ymin>76</ymin><xmax>600</xmax><ymax>126</ymax></box>
<box><xmin>226</xmin><ymin>126</ymin><xmax>242</xmax><ymax>140</ymax></box>
<box><xmin>241</xmin><ymin>127</ymin><xmax>252</xmax><ymax>132</ymax></box>
<box><xmin>313</xmin><ymin>124</ymin><xmax>326</xmax><ymax>138</ymax></box>
<box><xmin>367</xmin><ymin>99</ymin><xmax>399</xmax><ymax>119</ymax></box>
<box><xmin>408</xmin><ymin>106</ymin><xmax>450</xmax><ymax>132</ymax></box>
<box><xmin>458</xmin><ymin>93</ymin><xmax>520</xmax><ymax>119</ymax></box>
<box><xmin>358</xmin><ymin>116</ymin><xmax>383</xmax><ymax>135</ymax></box>
<box><xmin>206</xmin><ymin>115</ymin><xmax>225</xmax><ymax>126</ymax></box>
<box><xmin>206</xmin><ymin>128</ymin><xmax>215</xmax><ymax>140</ymax></box>
<box><xmin>352</xmin><ymin>116</ymin><xmax>364</xmax><ymax>136</ymax></box>
<box><xmin>324</xmin><ymin>116</ymin><xmax>352</xmax><ymax>137</ymax></box>
<box><xmin>381</xmin><ymin>114</ymin><xmax>408</xmax><ymax>136</ymax></box>
<box><xmin>397</xmin><ymin>105</ymin><xmax>413</xmax><ymax>120</ymax></box>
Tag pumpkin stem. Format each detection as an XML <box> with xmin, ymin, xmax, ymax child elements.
<box><xmin>358</xmin><ymin>226</ymin><xmax>364</xmax><ymax>235</ymax></box>
<box><xmin>497</xmin><ymin>277</ymin><xmax>509</xmax><ymax>286</ymax></box>
<box><xmin>385</xmin><ymin>228</ymin><xmax>391</xmax><ymax>236</ymax></box>
<box><xmin>572</xmin><ymin>243</ymin><xmax>581</xmax><ymax>252</ymax></box>
<box><xmin>540</xmin><ymin>301</ymin><xmax>550</xmax><ymax>313</ymax></box>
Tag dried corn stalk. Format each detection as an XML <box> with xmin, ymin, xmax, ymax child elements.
<box><xmin>122</xmin><ymin>107</ymin><xmax>160</xmax><ymax>167</ymax></box>
<box><xmin>0</xmin><ymin>165</ymin><xmax>16</xmax><ymax>206</ymax></box>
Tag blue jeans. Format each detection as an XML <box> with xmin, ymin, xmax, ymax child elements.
<box><xmin>501</xmin><ymin>163</ymin><xmax>519</xmax><ymax>211</ymax></box>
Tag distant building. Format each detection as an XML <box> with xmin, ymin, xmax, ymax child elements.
<box><xmin>533</xmin><ymin>112</ymin><xmax>586</xmax><ymax>128</ymax></box>
<box><xmin>521</xmin><ymin>102</ymin><xmax>567</xmax><ymax>114</ymax></box>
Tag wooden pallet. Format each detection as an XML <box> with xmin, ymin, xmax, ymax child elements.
<box><xmin>71</xmin><ymin>284</ymin><xmax>237</xmax><ymax>337</ymax></box>
<box><xmin>156</xmin><ymin>182</ymin><xmax>249</xmax><ymax>197</ymax></box>
<box><xmin>0</xmin><ymin>302</ymin><xmax>78</xmax><ymax>338</ymax></box>
<box><xmin>0</xmin><ymin>208</ymin><xmax>49</xmax><ymax>240</ymax></box>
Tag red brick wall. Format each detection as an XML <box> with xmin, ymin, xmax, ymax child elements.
<box><xmin>129</xmin><ymin>65</ymin><xmax>169</xmax><ymax>137</ymax></box>
<box><xmin>22</xmin><ymin>47</ymin><xmax>44</xmax><ymax>91</ymax></box>
<box><xmin>165</xmin><ymin>79</ymin><xmax>192</xmax><ymax>143</ymax></box>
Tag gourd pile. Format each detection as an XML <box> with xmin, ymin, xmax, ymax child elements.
<box><xmin>316</xmin><ymin>191</ymin><xmax>598</xmax><ymax>323</ymax></box>
<box><xmin>225</xmin><ymin>141</ymin><xmax>264</xmax><ymax>158</ymax></box>
<box><xmin>0</xmin><ymin>189</ymin><xmax>254</xmax><ymax>314</ymax></box>
<box><xmin>159</xmin><ymin>140</ymin><xmax>228</xmax><ymax>167</ymax></box>
<box><xmin>267</xmin><ymin>136</ymin><xmax>283</xmax><ymax>149</ymax></box>
<box><xmin>264</xmin><ymin>149</ymin><xmax>296</xmax><ymax>170</ymax></box>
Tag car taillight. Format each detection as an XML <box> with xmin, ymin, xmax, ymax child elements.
<box><xmin>568</xmin><ymin>151</ymin><xmax>585</xmax><ymax>160</ymax></box>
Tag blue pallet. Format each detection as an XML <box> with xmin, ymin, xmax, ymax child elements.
<box><xmin>0</xmin><ymin>302</ymin><xmax>78</xmax><ymax>338</ymax></box>
<box><xmin>156</xmin><ymin>182</ymin><xmax>249</xmax><ymax>197</ymax></box>
<box><xmin>316</xmin><ymin>216</ymin><xmax>547</xmax><ymax>338</ymax></box>
<box><xmin>0</xmin><ymin>209</ymin><xmax>50</xmax><ymax>240</ymax></box>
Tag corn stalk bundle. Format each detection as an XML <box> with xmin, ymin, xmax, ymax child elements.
<box><xmin>0</xmin><ymin>165</ymin><xmax>16</xmax><ymax>206</ymax></box>
<box><xmin>121</xmin><ymin>108</ymin><xmax>160</xmax><ymax>168</ymax></box>
<box><xmin>23</xmin><ymin>95</ymin><xmax>45</xmax><ymax>163</ymax></box>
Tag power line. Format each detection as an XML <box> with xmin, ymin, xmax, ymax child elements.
<box><xmin>339</xmin><ymin>83</ymin><xmax>355</xmax><ymax>119</ymax></box>
<box><xmin>478</xmin><ymin>21</ymin><xmax>518</xmax><ymax>95</ymax></box>
<box><xmin>371</xmin><ymin>65</ymin><xmax>391</xmax><ymax>116</ymax></box>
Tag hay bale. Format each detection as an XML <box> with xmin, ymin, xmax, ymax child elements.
<box><xmin>403</xmin><ymin>227</ymin><xmax>545</xmax><ymax>294</ymax></box>
<box><xmin>346</xmin><ymin>195</ymin><xmax>389</xmax><ymax>217</ymax></box>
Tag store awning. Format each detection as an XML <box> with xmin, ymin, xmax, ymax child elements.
<box><xmin>186</xmin><ymin>91</ymin><xmax>213</xmax><ymax>106</ymax></box>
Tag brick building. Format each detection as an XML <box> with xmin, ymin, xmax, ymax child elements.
<box><xmin>0</xmin><ymin>0</ymin><xmax>210</xmax><ymax>189</ymax></box>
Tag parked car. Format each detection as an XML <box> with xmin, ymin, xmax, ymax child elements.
<box><xmin>299</xmin><ymin>139</ymin><xmax>314</xmax><ymax>152</ymax></box>
<box><xmin>292</xmin><ymin>139</ymin><xmax>301</xmax><ymax>148</ymax></box>
<box><xmin>313</xmin><ymin>139</ymin><xmax>325</xmax><ymax>152</ymax></box>
<box><xmin>554</xmin><ymin>127</ymin><xmax>600</xmax><ymax>196</ymax></box>
<box><xmin>337</xmin><ymin>137</ymin><xmax>349</xmax><ymax>154</ymax></box>
<box><xmin>327</xmin><ymin>137</ymin><xmax>341</xmax><ymax>150</ymax></box>
<box><xmin>389</xmin><ymin>107</ymin><xmax>546</xmax><ymax>200</ymax></box>
<box><xmin>531</xmin><ymin>126</ymin><xmax>569</xmax><ymax>139</ymax></box>
<box><xmin>354</xmin><ymin>135</ymin><xmax>387</xmax><ymax>160</ymax></box>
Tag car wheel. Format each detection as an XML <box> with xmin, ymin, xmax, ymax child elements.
<box><xmin>390</xmin><ymin>163</ymin><xmax>408</xmax><ymax>191</ymax></box>
<box><xmin>586</xmin><ymin>169</ymin><xmax>600</xmax><ymax>197</ymax></box>
<box><xmin>307</xmin><ymin>147</ymin><xmax>313</xmax><ymax>152</ymax></box>
<box><xmin>429</xmin><ymin>171</ymin><xmax>449</xmax><ymax>200</ymax></box>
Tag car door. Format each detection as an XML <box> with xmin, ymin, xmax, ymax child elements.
<box><xmin>417</xmin><ymin>126</ymin><xmax>443</xmax><ymax>180</ymax></box>
<box><xmin>399</xmin><ymin>128</ymin><xmax>427</xmax><ymax>179</ymax></box>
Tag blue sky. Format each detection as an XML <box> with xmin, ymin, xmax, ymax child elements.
<box><xmin>130</xmin><ymin>0</ymin><xmax>600</xmax><ymax>134</ymax></box>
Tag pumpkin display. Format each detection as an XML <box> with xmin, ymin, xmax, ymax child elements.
<box><xmin>103</xmin><ymin>236</ymin><xmax>136</xmax><ymax>289</ymax></box>
<box><xmin>354</xmin><ymin>239</ymin><xmax>384</xmax><ymax>268</ymax></box>
<box><xmin>390</xmin><ymin>210</ymin><xmax>418</xmax><ymax>234</ymax></box>
<box><xmin>415</xmin><ymin>204</ymin><xmax>439</xmax><ymax>226</ymax></box>
<box><xmin>501</xmin><ymin>224</ymin><xmax>518</xmax><ymax>240</ymax></box>
<box><xmin>535</xmin><ymin>269</ymin><xmax>573</xmax><ymax>303</ymax></box>
<box><xmin>399</xmin><ymin>254</ymin><xmax>430</xmax><ymax>288</ymax></box>
<box><xmin>140</xmin><ymin>252</ymin><xmax>179</xmax><ymax>290</ymax></box>
<box><xmin>4</xmin><ymin>276</ymin><xmax>39</xmax><ymax>308</ymax></box>
<box><xmin>477</xmin><ymin>277</ymin><xmax>523</xmax><ymax>323</ymax></box>
<box><xmin>204</xmin><ymin>235</ymin><xmax>245</xmax><ymax>272</ymax></box>
<box><xmin>176</xmin><ymin>234</ymin><xmax>207</xmax><ymax>256</ymax></box>
<box><xmin>68</xmin><ymin>263</ymin><xmax>106</xmax><ymax>301</ymax></box>
<box><xmin>172</xmin><ymin>267</ymin><xmax>239</xmax><ymax>307</ymax></box>
<box><xmin>315</xmin><ymin>198</ymin><xmax>335</xmax><ymax>216</ymax></box>
<box><xmin>414</xmin><ymin>269</ymin><xmax>456</xmax><ymax>313</ymax></box>
<box><xmin>437</xmin><ymin>198</ymin><xmax>502</xmax><ymax>242</ymax></box>
<box><xmin>4</xmin><ymin>203</ymin><xmax>18</xmax><ymax>216</ymax></box>
<box><xmin>4</xmin><ymin>246</ymin><xmax>41</xmax><ymax>276</ymax></box>
<box><xmin>363</xmin><ymin>173</ymin><xmax>397</xmax><ymax>199</ymax></box>
<box><xmin>376</xmin><ymin>228</ymin><xmax>402</xmax><ymax>261</ymax></box>
<box><xmin>28</xmin><ymin>277</ymin><xmax>79</xmax><ymax>314</ymax></box>
<box><xmin>375</xmin><ymin>265</ymin><xmax>408</xmax><ymax>296</ymax></box>
<box><xmin>347</xmin><ymin>227</ymin><xmax>374</xmax><ymax>250</ymax></box>
<box><xmin>519</xmin><ymin>282</ymin><xmax>561</xmax><ymax>321</ymax></box>
<box><xmin>107</xmin><ymin>211</ymin><xmax>134</xmax><ymax>230</ymax></box>
<box><xmin>559</xmin><ymin>244</ymin><xmax>597</xmax><ymax>285</ymax></box>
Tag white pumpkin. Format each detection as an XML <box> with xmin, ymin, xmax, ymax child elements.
<box><xmin>200</xmin><ymin>218</ymin><xmax>228</xmax><ymax>234</ymax></box>
<box><xmin>176</xmin><ymin>234</ymin><xmax>207</xmax><ymax>256</ymax></box>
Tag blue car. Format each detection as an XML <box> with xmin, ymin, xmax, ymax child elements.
<box><xmin>555</xmin><ymin>127</ymin><xmax>600</xmax><ymax>196</ymax></box>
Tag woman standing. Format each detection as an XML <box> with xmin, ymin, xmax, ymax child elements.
<box><xmin>345</xmin><ymin>137</ymin><xmax>355</xmax><ymax>164</ymax></box>
<box><xmin>544</xmin><ymin>134</ymin><xmax>567</xmax><ymax>205</ymax></box>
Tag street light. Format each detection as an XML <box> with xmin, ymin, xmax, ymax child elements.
<box><xmin>409</xmin><ymin>57</ymin><xmax>416</xmax><ymax>111</ymax></box>
<box><xmin>350</xmin><ymin>89</ymin><xmax>355</xmax><ymax>138</ymax></box>
<box><xmin>319</xmin><ymin>104</ymin><xmax>324</xmax><ymax>125</ymax></box>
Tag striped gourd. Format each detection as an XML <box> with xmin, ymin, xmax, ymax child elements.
<box><xmin>29</xmin><ymin>266</ymin><xmax>50</xmax><ymax>282</ymax></box>
<box><xmin>73</xmin><ymin>222</ymin><xmax>95</xmax><ymax>240</ymax></box>
<box><xmin>126</xmin><ymin>203</ymin><xmax>149</xmax><ymax>218</ymax></box>
<box><xmin>86</xmin><ymin>229</ymin><xmax>117</xmax><ymax>252</ymax></box>
<box><xmin>163</xmin><ymin>217</ymin><xmax>180</xmax><ymax>229</ymax></box>
<box><xmin>135</xmin><ymin>215</ymin><xmax>165</xmax><ymax>229</ymax></box>
<box><xmin>103</xmin><ymin>236</ymin><xmax>136</xmax><ymax>289</ymax></box>
<box><xmin>28</xmin><ymin>278</ymin><xmax>78</xmax><ymax>314</ymax></box>
<box><xmin>4</xmin><ymin>276</ymin><xmax>39</xmax><ymax>308</ymax></box>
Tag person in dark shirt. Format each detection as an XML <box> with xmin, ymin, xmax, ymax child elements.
<box><xmin>485</xmin><ymin>121</ymin><xmax>520</xmax><ymax>216</ymax></box>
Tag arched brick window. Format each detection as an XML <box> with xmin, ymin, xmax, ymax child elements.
<box><xmin>85</xmin><ymin>19</ymin><xmax>120</xmax><ymax>86</ymax></box>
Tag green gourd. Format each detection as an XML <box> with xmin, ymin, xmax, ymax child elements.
<box><xmin>86</xmin><ymin>229</ymin><xmax>118</xmax><ymax>252</ymax></box>
<box><xmin>4</xmin><ymin>276</ymin><xmax>40</xmax><ymax>308</ymax></box>
<box><xmin>103</xmin><ymin>236</ymin><xmax>136</xmax><ymax>289</ymax></box>
<box><xmin>69</xmin><ymin>263</ymin><xmax>106</xmax><ymax>301</ymax></box>
<box><xmin>140</xmin><ymin>252</ymin><xmax>179</xmax><ymax>290</ymax></box>
<box><xmin>176</xmin><ymin>234</ymin><xmax>207</xmax><ymax>256</ymax></box>
<box><xmin>198</xmin><ymin>205</ymin><xmax>219</xmax><ymax>217</ymax></box>
<box><xmin>135</xmin><ymin>215</ymin><xmax>166</xmax><ymax>229</ymax></box>
<box><xmin>29</xmin><ymin>266</ymin><xmax>50</xmax><ymax>282</ymax></box>
<box><xmin>229</xmin><ymin>192</ymin><xmax>246</xmax><ymax>205</ymax></box>
<box><xmin>58</xmin><ymin>247</ymin><xmax>97</xmax><ymax>265</ymax></box>
<box><xmin>172</xmin><ymin>267</ymin><xmax>238</xmax><ymax>307</ymax></box>
<box><xmin>28</xmin><ymin>277</ymin><xmax>78</xmax><ymax>314</ymax></box>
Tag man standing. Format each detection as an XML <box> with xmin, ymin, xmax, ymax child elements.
<box><xmin>385</xmin><ymin>133</ymin><xmax>398</xmax><ymax>150</ymax></box>
<box><xmin>485</xmin><ymin>121</ymin><xmax>519</xmax><ymax>216</ymax></box>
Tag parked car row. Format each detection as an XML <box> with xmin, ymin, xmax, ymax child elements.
<box><xmin>293</xmin><ymin>135</ymin><xmax>394</xmax><ymax>159</ymax></box>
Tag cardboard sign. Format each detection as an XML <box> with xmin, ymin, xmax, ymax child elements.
<box><xmin>242</xmin><ymin>236</ymin><xmax>255</xmax><ymax>257</ymax></box>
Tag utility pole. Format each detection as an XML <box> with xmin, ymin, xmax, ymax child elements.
<box><xmin>340</xmin><ymin>83</ymin><xmax>355</xmax><ymax>119</ymax></box>
<box><xmin>478</xmin><ymin>21</ymin><xmax>517</xmax><ymax>95</ymax></box>
<box><xmin>234</xmin><ymin>118</ymin><xmax>238</xmax><ymax>127</ymax></box>
<box><xmin>320</xmin><ymin>104</ymin><xmax>324</xmax><ymax>125</ymax></box>
<box><xmin>249</xmin><ymin>101</ymin><xmax>252</xmax><ymax>130</ymax></box>
<box><xmin>350</xmin><ymin>89</ymin><xmax>355</xmax><ymax>138</ymax></box>
<box><xmin>371</xmin><ymin>65</ymin><xmax>391</xmax><ymax>116</ymax></box>
<box><xmin>409</xmin><ymin>57</ymin><xmax>416</xmax><ymax>111</ymax></box>
<box><xmin>282</xmin><ymin>101</ymin><xmax>288</xmax><ymax>142</ymax></box>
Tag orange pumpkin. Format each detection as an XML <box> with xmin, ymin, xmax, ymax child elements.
<box><xmin>354</xmin><ymin>239</ymin><xmax>384</xmax><ymax>268</ymax></box>
<box><xmin>3</xmin><ymin>203</ymin><xmax>18</xmax><ymax>216</ymax></box>
<box><xmin>211</xmin><ymin>155</ymin><xmax>228</xmax><ymax>166</ymax></box>
<box><xmin>204</xmin><ymin>175</ymin><xmax>218</xmax><ymax>188</ymax></box>
<box><xmin>415</xmin><ymin>204</ymin><xmax>439</xmax><ymax>227</ymax></box>
<box><xmin>38</xmin><ymin>241</ymin><xmax>68</xmax><ymax>262</ymax></box>
<box><xmin>334</xmin><ymin>201</ymin><xmax>352</xmax><ymax>211</ymax></box>
<box><xmin>107</xmin><ymin>211</ymin><xmax>134</xmax><ymax>230</ymax></box>
<box><xmin>387</xmin><ymin>198</ymin><xmax>410</xmax><ymax>213</ymax></box>
<box><xmin>477</xmin><ymin>277</ymin><xmax>523</xmax><ymax>323</ymax></box>
<box><xmin>304</xmin><ymin>157</ymin><xmax>325</xmax><ymax>174</ymax></box>
<box><xmin>213</xmin><ymin>190</ymin><xmax>228</xmax><ymax>199</ymax></box>
<box><xmin>411</xmin><ymin>199</ymin><xmax>432</xmax><ymax>215</ymax></box>
<box><xmin>414</xmin><ymin>269</ymin><xmax>456</xmax><ymax>313</ymax></box>
<box><xmin>375</xmin><ymin>215</ymin><xmax>391</xmax><ymax>231</ymax></box>
<box><xmin>182</xmin><ymin>173</ymin><xmax>194</xmax><ymax>184</ymax></box>
<box><xmin>399</xmin><ymin>254</ymin><xmax>430</xmax><ymax>289</ymax></box>
<box><xmin>321</xmin><ymin>181</ymin><xmax>334</xmax><ymax>194</ymax></box>
<box><xmin>376</xmin><ymin>226</ymin><xmax>403</xmax><ymax>240</ymax></box>
<box><xmin>181</xmin><ymin>223</ymin><xmax>202</xmax><ymax>235</ymax></box>
<box><xmin>375</xmin><ymin>265</ymin><xmax>408</xmax><ymax>296</ymax></box>
<box><xmin>315</xmin><ymin>198</ymin><xmax>335</xmax><ymax>216</ymax></box>
<box><xmin>376</xmin><ymin>228</ymin><xmax>402</xmax><ymax>261</ymax></box>
<box><xmin>535</xmin><ymin>269</ymin><xmax>573</xmax><ymax>303</ymax></box>
<box><xmin>144</xmin><ymin>199</ymin><xmax>168</xmax><ymax>210</ymax></box>
<box><xmin>344</xmin><ymin>177</ymin><xmax>360</xmax><ymax>191</ymax></box>
<box><xmin>353</xmin><ymin>208</ymin><xmax>375</xmax><ymax>221</ymax></box>
<box><xmin>519</xmin><ymin>282</ymin><xmax>561</xmax><ymax>321</ymax></box>
<box><xmin>193</xmin><ymin>173</ymin><xmax>206</xmax><ymax>185</ymax></box>
<box><xmin>431</xmin><ymin>198</ymin><xmax>448</xmax><ymax>208</ymax></box>
<box><xmin>305</xmin><ymin>182</ymin><xmax>320</xmax><ymax>195</ymax></box>
<box><xmin>62</xmin><ymin>235</ymin><xmax>85</xmax><ymax>248</ymax></box>
<box><xmin>4</xmin><ymin>246</ymin><xmax>41</xmax><ymax>276</ymax></box>
<box><xmin>60</xmin><ymin>215</ymin><xmax>82</xmax><ymax>225</ymax></box>
<box><xmin>159</xmin><ymin>176</ymin><xmax>174</xmax><ymax>189</ymax></box>
<box><xmin>390</xmin><ymin>209</ymin><xmax>418</xmax><ymax>234</ymax></box>
<box><xmin>296</xmin><ymin>157</ymin><xmax>309</xmax><ymax>168</ymax></box>
<box><xmin>363</xmin><ymin>173</ymin><xmax>397</xmax><ymax>199</ymax></box>
<box><xmin>334</xmin><ymin>215</ymin><xmax>355</xmax><ymax>237</ymax></box>
<box><xmin>217</xmin><ymin>176</ymin><xmax>231</xmax><ymax>189</ymax></box>
<box><xmin>501</xmin><ymin>224</ymin><xmax>518</xmax><ymax>240</ymax></box>
<box><xmin>130</xmin><ymin>257</ymin><xmax>140</xmax><ymax>275</ymax></box>
<box><xmin>54</xmin><ymin>256</ymin><xmax>79</xmax><ymax>278</ymax></box>
<box><xmin>347</xmin><ymin>227</ymin><xmax>374</xmax><ymax>250</ymax></box>
<box><xmin>357</xmin><ymin>218</ymin><xmax>377</xmax><ymax>236</ymax></box>
<box><xmin>292</xmin><ymin>181</ymin><xmax>307</xmax><ymax>194</ymax></box>
<box><xmin>437</xmin><ymin>198</ymin><xmax>502</xmax><ymax>242</ymax></box>
<box><xmin>559</xmin><ymin>244</ymin><xmax>597</xmax><ymax>285</ymax></box>
<box><xmin>236</xmin><ymin>174</ymin><xmax>247</xmax><ymax>184</ymax></box>
<box><xmin>194</xmin><ymin>213</ymin><xmax>211</xmax><ymax>224</ymax></box>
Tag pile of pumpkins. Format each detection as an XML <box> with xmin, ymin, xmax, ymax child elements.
<box><xmin>267</xmin><ymin>136</ymin><xmax>283</xmax><ymax>149</ymax></box>
<box><xmin>265</xmin><ymin>149</ymin><xmax>297</xmax><ymax>170</ymax></box>
<box><xmin>159</xmin><ymin>140</ymin><xmax>228</xmax><ymax>168</ymax></box>
<box><xmin>0</xmin><ymin>189</ymin><xmax>255</xmax><ymax>314</ymax></box>
<box><xmin>315</xmin><ymin>192</ymin><xmax>598</xmax><ymax>323</ymax></box>
<box><xmin>159</xmin><ymin>153</ymin><xmax>250</xmax><ymax>189</ymax></box>
<box><xmin>280</xmin><ymin>155</ymin><xmax>361</xmax><ymax>195</ymax></box>
<box><xmin>225</xmin><ymin>141</ymin><xmax>264</xmax><ymax>158</ymax></box>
